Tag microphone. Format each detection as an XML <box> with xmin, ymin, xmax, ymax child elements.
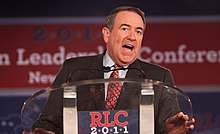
<box><xmin>103</xmin><ymin>66</ymin><xmax>111</xmax><ymax>72</ymax></box>
<box><xmin>103</xmin><ymin>66</ymin><xmax>147</xmax><ymax>78</ymax></box>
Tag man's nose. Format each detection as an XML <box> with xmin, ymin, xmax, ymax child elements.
<box><xmin>127</xmin><ymin>31</ymin><xmax>136</xmax><ymax>42</ymax></box>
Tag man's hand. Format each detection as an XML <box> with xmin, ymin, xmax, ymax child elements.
<box><xmin>165</xmin><ymin>112</ymin><xmax>195</xmax><ymax>134</ymax></box>
<box><xmin>22</xmin><ymin>128</ymin><xmax>55</xmax><ymax>134</ymax></box>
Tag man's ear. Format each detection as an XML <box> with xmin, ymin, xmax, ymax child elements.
<box><xmin>102</xmin><ymin>27</ymin><xmax>110</xmax><ymax>43</ymax></box>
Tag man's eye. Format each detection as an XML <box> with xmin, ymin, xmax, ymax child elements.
<box><xmin>122</xmin><ymin>27</ymin><xmax>128</xmax><ymax>31</ymax></box>
<box><xmin>136</xmin><ymin>30</ymin><xmax>143</xmax><ymax>35</ymax></box>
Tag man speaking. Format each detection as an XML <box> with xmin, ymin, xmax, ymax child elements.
<box><xmin>23</xmin><ymin>6</ymin><xmax>195</xmax><ymax>134</ymax></box>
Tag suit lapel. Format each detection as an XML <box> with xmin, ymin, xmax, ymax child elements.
<box><xmin>86</xmin><ymin>54</ymin><xmax>104</xmax><ymax>80</ymax></box>
<box><xmin>86</xmin><ymin>54</ymin><xmax>106</xmax><ymax>110</ymax></box>
<box><xmin>126</xmin><ymin>60</ymin><xmax>144</xmax><ymax>79</ymax></box>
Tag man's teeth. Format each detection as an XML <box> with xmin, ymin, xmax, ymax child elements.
<box><xmin>123</xmin><ymin>44</ymin><xmax>134</xmax><ymax>50</ymax></box>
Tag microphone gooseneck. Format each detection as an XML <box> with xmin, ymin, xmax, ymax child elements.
<box><xmin>68</xmin><ymin>68</ymin><xmax>103</xmax><ymax>82</ymax></box>
<box><xmin>68</xmin><ymin>66</ymin><xmax>146</xmax><ymax>82</ymax></box>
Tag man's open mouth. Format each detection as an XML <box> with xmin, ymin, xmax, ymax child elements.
<box><xmin>122</xmin><ymin>44</ymin><xmax>134</xmax><ymax>50</ymax></box>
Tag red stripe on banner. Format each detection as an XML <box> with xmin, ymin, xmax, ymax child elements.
<box><xmin>0</xmin><ymin>21</ymin><xmax>219</xmax><ymax>88</ymax></box>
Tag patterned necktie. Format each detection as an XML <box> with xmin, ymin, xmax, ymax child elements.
<box><xmin>105</xmin><ymin>64</ymin><xmax>122</xmax><ymax>110</ymax></box>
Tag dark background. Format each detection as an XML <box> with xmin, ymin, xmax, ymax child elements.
<box><xmin>0</xmin><ymin>0</ymin><xmax>219</xmax><ymax>17</ymax></box>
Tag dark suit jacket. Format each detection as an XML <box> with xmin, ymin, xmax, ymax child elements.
<box><xmin>33</xmin><ymin>53</ymin><xmax>179</xmax><ymax>134</ymax></box>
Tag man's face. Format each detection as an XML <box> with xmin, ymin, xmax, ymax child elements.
<box><xmin>102</xmin><ymin>11</ymin><xmax>145</xmax><ymax>66</ymax></box>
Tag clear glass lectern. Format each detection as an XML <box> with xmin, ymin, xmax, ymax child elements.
<box><xmin>21</xmin><ymin>78</ymin><xmax>193</xmax><ymax>134</ymax></box>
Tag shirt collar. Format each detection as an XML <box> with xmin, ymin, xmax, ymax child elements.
<box><xmin>103</xmin><ymin>52</ymin><xmax>115</xmax><ymax>68</ymax></box>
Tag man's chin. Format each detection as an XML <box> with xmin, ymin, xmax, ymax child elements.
<box><xmin>119</xmin><ymin>58</ymin><xmax>136</xmax><ymax>66</ymax></box>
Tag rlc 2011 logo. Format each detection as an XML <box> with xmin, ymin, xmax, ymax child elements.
<box><xmin>89</xmin><ymin>110</ymin><xmax>129</xmax><ymax>134</ymax></box>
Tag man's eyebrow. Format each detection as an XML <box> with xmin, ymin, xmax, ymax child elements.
<box><xmin>119</xmin><ymin>23</ymin><xmax>144</xmax><ymax>31</ymax></box>
<box><xmin>119</xmin><ymin>23</ymin><xmax>130</xmax><ymax>28</ymax></box>
<box><xmin>136</xmin><ymin>27</ymin><xmax>144</xmax><ymax>31</ymax></box>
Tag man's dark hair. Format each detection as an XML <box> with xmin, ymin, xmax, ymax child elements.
<box><xmin>105</xmin><ymin>6</ymin><xmax>146</xmax><ymax>31</ymax></box>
